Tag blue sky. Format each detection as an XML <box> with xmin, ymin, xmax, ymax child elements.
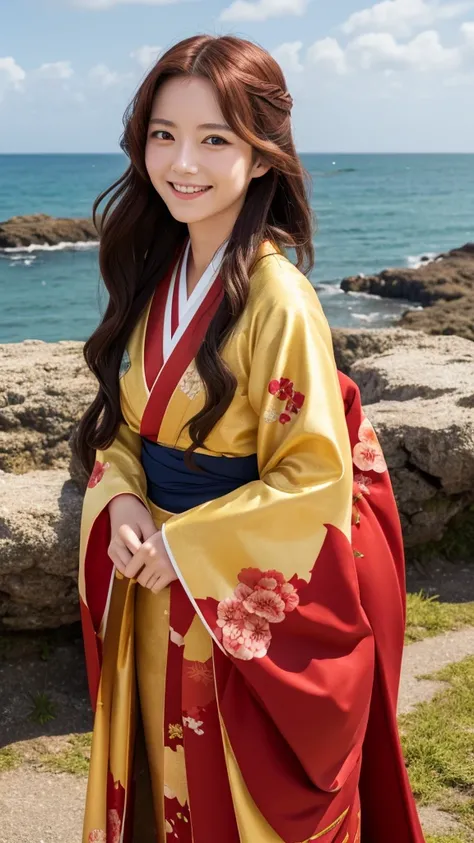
<box><xmin>1</xmin><ymin>0</ymin><xmax>474</xmax><ymax>153</ymax></box>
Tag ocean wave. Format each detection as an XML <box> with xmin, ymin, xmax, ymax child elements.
<box><xmin>406</xmin><ymin>252</ymin><xmax>437</xmax><ymax>269</ymax></box>
<box><xmin>1</xmin><ymin>240</ymin><xmax>99</xmax><ymax>254</ymax></box>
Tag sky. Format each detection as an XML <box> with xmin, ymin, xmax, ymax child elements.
<box><xmin>1</xmin><ymin>0</ymin><xmax>474</xmax><ymax>153</ymax></box>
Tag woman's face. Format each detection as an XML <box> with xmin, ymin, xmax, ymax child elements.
<box><xmin>145</xmin><ymin>75</ymin><xmax>269</xmax><ymax>228</ymax></box>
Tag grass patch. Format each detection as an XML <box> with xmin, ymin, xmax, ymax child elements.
<box><xmin>401</xmin><ymin>656</ymin><xmax>474</xmax><ymax>833</ymax></box>
<box><xmin>425</xmin><ymin>837</ymin><xmax>472</xmax><ymax>843</ymax></box>
<box><xmin>0</xmin><ymin>745</ymin><xmax>22</xmax><ymax>773</ymax></box>
<box><xmin>38</xmin><ymin>733</ymin><xmax>92</xmax><ymax>776</ymax></box>
<box><xmin>405</xmin><ymin>591</ymin><xmax>474</xmax><ymax>644</ymax></box>
<box><xmin>27</xmin><ymin>692</ymin><xmax>57</xmax><ymax>725</ymax></box>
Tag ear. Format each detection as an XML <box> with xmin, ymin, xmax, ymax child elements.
<box><xmin>251</xmin><ymin>157</ymin><xmax>272</xmax><ymax>179</ymax></box>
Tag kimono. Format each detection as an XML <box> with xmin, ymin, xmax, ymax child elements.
<box><xmin>79</xmin><ymin>236</ymin><xmax>426</xmax><ymax>843</ymax></box>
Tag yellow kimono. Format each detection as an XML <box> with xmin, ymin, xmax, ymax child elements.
<box><xmin>79</xmin><ymin>237</ymin><xmax>424</xmax><ymax>843</ymax></box>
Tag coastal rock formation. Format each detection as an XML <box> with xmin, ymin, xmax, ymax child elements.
<box><xmin>0</xmin><ymin>340</ymin><xmax>95</xmax><ymax>474</ymax></box>
<box><xmin>0</xmin><ymin>331</ymin><xmax>473</xmax><ymax>628</ymax></box>
<box><xmin>333</xmin><ymin>328</ymin><xmax>474</xmax><ymax>547</ymax></box>
<box><xmin>0</xmin><ymin>470</ymin><xmax>82</xmax><ymax>629</ymax></box>
<box><xmin>340</xmin><ymin>243</ymin><xmax>474</xmax><ymax>342</ymax></box>
<box><xmin>0</xmin><ymin>214</ymin><xmax>98</xmax><ymax>248</ymax></box>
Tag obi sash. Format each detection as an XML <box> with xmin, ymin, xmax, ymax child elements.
<box><xmin>141</xmin><ymin>438</ymin><xmax>260</xmax><ymax>513</ymax></box>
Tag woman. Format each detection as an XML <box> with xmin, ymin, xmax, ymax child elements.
<box><xmin>76</xmin><ymin>34</ymin><xmax>425</xmax><ymax>843</ymax></box>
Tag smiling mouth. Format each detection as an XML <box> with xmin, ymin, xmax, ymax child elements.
<box><xmin>168</xmin><ymin>182</ymin><xmax>212</xmax><ymax>194</ymax></box>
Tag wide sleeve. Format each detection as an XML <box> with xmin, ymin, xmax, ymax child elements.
<box><xmin>161</xmin><ymin>282</ymin><xmax>375</xmax><ymax>839</ymax></box>
<box><xmin>78</xmin><ymin>422</ymin><xmax>149</xmax><ymax>708</ymax></box>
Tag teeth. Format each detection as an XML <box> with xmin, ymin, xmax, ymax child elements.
<box><xmin>172</xmin><ymin>183</ymin><xmax>210</xmax><ymax>194</ymax></box>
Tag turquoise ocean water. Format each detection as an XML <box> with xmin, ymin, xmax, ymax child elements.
<box><xmin>0</xmin><ymin>153</ymin><xmax>473</xmax><ymax>343</ymax></box>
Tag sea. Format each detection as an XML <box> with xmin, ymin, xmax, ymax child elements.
<box><xmin>0</xmin><ymin>153</ymin><xmax>473</xmax><ymax>343</ymax></box>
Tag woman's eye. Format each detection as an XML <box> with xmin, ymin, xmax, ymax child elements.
<box><xmin>151</xmin><ymin>130</ymin><xmax>172</xmax><ymax>140</ymax></box>
<box><xmin>204</xmin><ymin>136</ymin><xmax>228</xmax><ymax>146</ymax></box>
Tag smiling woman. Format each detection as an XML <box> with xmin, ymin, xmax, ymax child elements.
<box><xmin>74</xmin><ymin>33</ymin><xmax>425</xmax><ymax>843</ymax></box>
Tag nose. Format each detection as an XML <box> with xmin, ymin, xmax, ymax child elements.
<box><xmin>171</xmin><ymin>141</ymin><xmax>198</xmax><ymax>175</ymax></box>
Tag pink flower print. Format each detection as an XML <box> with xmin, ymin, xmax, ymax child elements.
<box><xmin>285</xmin><ymin>391</ymin><xmax>305</xmax><ymax>415</ymax></box>
<box><xmin>238</xmin><ymin>568</ymin><xmax>266</xmax><ymax>589</ymax></box>
<box><xmin>352</xmin><ymin>418</ymin><xmax>387</xmax><ymax>473</ymax></box>
<box><xmin>279</xmin><ymin>412</ymin><xmax>292</xmax><ymax>424</ymax></box>
<box><xmin>234</xmin><ymin>582</ymin><xmax>253</xmax><ymax>600</ymax></box>
<box><xmin>256</xmin><ymin>576</ymin><xmax>279</xmax><ymax>591</ymax></box>
<box><xmin>279</xmin><ymin>582</ymin><xmax>299</xmax><ymax>612</ymax></box>
<box><xmin>243</xmin><ymin>588</ymin><xmax>286</xmax><ymax>623</ymax></box>
<box><xmin>108</xmin><ymin>809</ymin><xmax>121</xmax><ymax>843</ymax></box>
<box><xmin>354</xmin><ymin>473</ymin><xmax>373</xmax><ymax>495</ymax></box>
<box><xmin>240</xmin><ymin>615</ymin><xmax>272</xmax><ymax>658</ymax></box>
<box><xmin>87</xmin><ymin>460</ymin><xmax>110</xmax><ymax>488</ymax></box>
<box><xmin>268</xmin><ymin>377</ymin><xmax>294</xmax><ymax>400</ymax></box>
<box><xmin>88</xmin><ymin>832</ymin><xmax>106</xmax><ymax>843</ymax></box>
<box><xmin>216</xmin><ymin>597</ymin><xmax>245</xmax><ymax>630</ymax></box>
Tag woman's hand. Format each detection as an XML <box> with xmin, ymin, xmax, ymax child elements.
<box><xmin>108</xmin><ymin>494</ymin><xmax>177</xmax><ymax>594</ymax></box>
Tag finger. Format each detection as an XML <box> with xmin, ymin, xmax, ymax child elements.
<box><xmin>144</xmin><ymin>570</ymin><xmax>161</xmax><ymax>590</ymax></box>
<box><xmin>151</xmin><ymin>576</ymin><xmax>166</xmax><ymax>595</ymax></box>
<box><xmin>137</xmin><ymin>564</ymin><xmax>157</xmax><ymax>588</ymax></box>
<box><xmin>123</xmin><ymin>547</ymin><xmax>150</xmax><ymax>580</ymax></box>
<box><xmin>118</xmin><ymin>524</ymin><xmax>142</xmax><ymax>555</ymax></box>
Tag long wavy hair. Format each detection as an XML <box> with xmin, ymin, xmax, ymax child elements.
<box><xmin>74</xmin><ymin>34</ymin><xmax>314</xmax><ymax>475</ymax></box>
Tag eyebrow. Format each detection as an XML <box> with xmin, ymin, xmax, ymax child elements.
<box><xmin>149</xmin><ymin>118</ymin><xmax>233</xmax><ymax>132</ymax></box>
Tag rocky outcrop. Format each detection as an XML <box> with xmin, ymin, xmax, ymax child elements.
<box><xmin>0</xmin><ymin>331</ymin><xmax>473</xmax><ymax>629</ymax></box>
<box><xmin>333</xmin><ymin>328</ymin><xmax>474</xmax><ymax>547</ymax></box>
<box><xmin>0</xmin><ymin>214</ymin><xmax>98</xmax><ymax>248</ymax></box>
<box><xmin>340</xmin><ymin>243</ymin><xmax>474</xmax><ymax>342</ymax></box>
<box><xmin>0</xmin><ymin>340</ymin><xmax>95</xmax><ymax>474</ymax></box>
<box><xmin>0</xmin><ymin>470</ymin><xmax>83</xmax><ymax>629</ymax></box>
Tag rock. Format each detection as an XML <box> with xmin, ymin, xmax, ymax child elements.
<box><xmin>333</xmin><ymin>328</ymin><xmax>474</xmax><ymax>546</ymax></box>
<box><xmin>340</xmin><ymin>243</ymin><xmax>474</xmax><ymax>342</ymax></box>
<box><xmin>0</xmin><ymin>214</ymin><xmax>98</xmax><ymax>248</ymax></box>
<box><xmin>0</xmin><ymin>470</ymin><xmax>82</xmax><ymax>629</ymax></box>
<box><xmin>0</xmin><ymin>340</ymin><xmax>96</xmax><ymax>473</ymax></box>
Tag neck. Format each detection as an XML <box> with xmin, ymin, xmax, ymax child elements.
<box><xmin>185</xmin><ymin>199</ymin><xmax>244</xmax><ymax>285</ymax></box>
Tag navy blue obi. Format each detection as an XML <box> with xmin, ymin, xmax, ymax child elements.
<box><xmin>141</xmin><ymin>438</ymin><xmax>259</xmax><ymax>513</ymax></box>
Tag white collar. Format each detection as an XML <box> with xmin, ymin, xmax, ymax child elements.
<box><xmin>178</xmin><ymin>237</ymin><xmax>229</xmax><ymax>317</ymax></box>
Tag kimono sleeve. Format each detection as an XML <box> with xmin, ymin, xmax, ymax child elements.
<box><xmin>78</xmin><ymin>422</ymin><xmax>148</xmax><ymax>708</ymax></box>
<box><xmin>161</xmin><ymin>283</ymin><xmax>375</xmax><ymax>834</ymax></box>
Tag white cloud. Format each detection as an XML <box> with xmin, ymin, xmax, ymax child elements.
<box><xmin>88</xmin><ymin>63</ymin><xmax>122</xmax><ymax>87</ymax></box>
<box><xmin>342</xmin><ymin>0</ymin><xmax>474</xmax><ymax>38</ymax></box>
<box><xmin>349</xmin><ymin>29</ymin><xmax>461</xmax><ymax>71</ymax></box>
<box><xmin>219</xmin><ymin>0</ymin><xmax>307</xmax><ymax>22</ymax></box>
<box><xmin>130</xmin><ymin>45</ymin><xmax>162</xmax><ymax>71</ymax></box>
<box><xmin>461</xmin><ymin>20</ymin><xmax>474</xmax><ymax>45</ymax></box>
<box><xmin>36</xmin><ymin>61</ymin><xmax>74</xmax><ymax>80</ymax></box>
<box><xmin>0</xmin><ymin>57</ymin><xmax>26</xmax><ymax>91</ymax></box>
<box><xmin>307</xmin><ymin>37</ymin><xmax>348</xmax><ymax>74</ymax></box>
<box><xmin>271</xmin><ymin>41</ymin><xmax>304</xmax><ymax>73</ymax></box>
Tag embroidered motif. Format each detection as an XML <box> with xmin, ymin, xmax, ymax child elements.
<box><xmin>187</xmin><ymin>660</ymin><xmax>213</xmax><ymax>685</ymax></box>
<box><xmin>168</xmin><ymin>723</ymin><xmax>184</xmax><ymax>740</ymax></box>
<box><xmin>87</xmin><ymin>460</ymin><xmax>110</xmax><ymax>488</ymax></box>
<box><xmin>353</xmin><ymin>417</ymin><xmax>387</xmax><ymax>473</ymax></box>
<box><xmin>88</xmin><ymin>832</ymin><xmax>106</xmax><ymax>843</ymax></box>
<box><xmin>107</xmin><ymin>808</ymin><xmax>121</xmax><ymax>843</ymax></box>
<box><xmin>179</xmin><ymin>361</ymin><xmax>202</xmax><ymax>400</ymax></box>
<box><xmin>165</xmin><ymin>820</ymin><xmax>174</xmax><ymax>834</ymax></box>
<box><xmin>119</xmin><ymin>348</ymin><xmax>131</xmax><ymax>379</ymax></box>
<box><xmin>352</xmin><ymin>474</ymin><xmax>373</xmax><ymax>525</ymax></box>
<box><xmin>266</xmin><ymin>377</ymin><xmax>305</xmax><ymax>425</ymax></box>
<box><xmin>215</xmin><ymin>568</ymin><xmax>299</xmax><ymax>660</ymax></box>
<box><xmin>353</xmin><ymin>549</ymin><xmax>364</xmax><ymax>559</ymax></box>
<box><xmin>183</xmin><ymin>715</ymin><xmax>204</xmax><ymax>735</ymax></box>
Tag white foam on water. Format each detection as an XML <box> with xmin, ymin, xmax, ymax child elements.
<box><xmin>1</xmin><ymin>240</ymin><xmax>99</xmax><ymax>254</ymax></box>
<box><xmin>406</xmin><ymin>252</ymin><xmax>437</xmax><ymax>269</ymax></box>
